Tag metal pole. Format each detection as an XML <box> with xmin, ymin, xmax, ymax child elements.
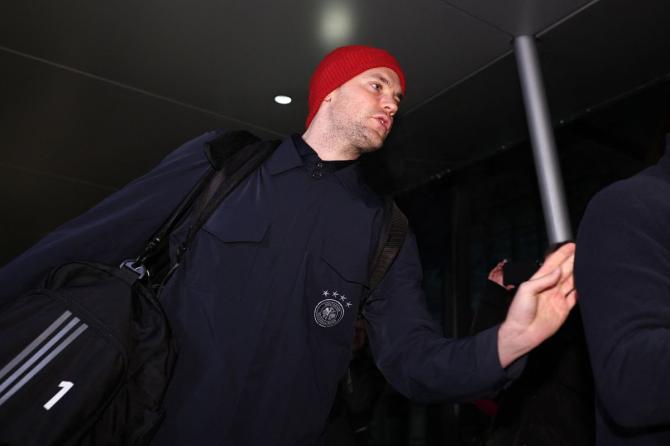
<box><xmin>513</xmin><ymin>35</ymin><xmax>572</xmax><ymax>244</ymax></box>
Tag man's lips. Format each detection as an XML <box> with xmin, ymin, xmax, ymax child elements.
<box><xmin>372</xmin><ymin>115</ymin><xmax>392</xmax><ymax>134</ymax></box>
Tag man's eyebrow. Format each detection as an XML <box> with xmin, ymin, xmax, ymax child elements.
<box><xmin>373</xmin><ymin>74</ymin><xmax>391</xmax><ymax>86</ymax></box>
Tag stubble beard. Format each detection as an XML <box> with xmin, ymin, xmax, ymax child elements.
<box><xmin>330</xmin><ymin>111</ymin><xmax>385</xmax><ymax>157</ymax></box>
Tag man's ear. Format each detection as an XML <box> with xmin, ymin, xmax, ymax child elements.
<box><xmin>324</xmin><ymin>88</ymin><xmax>339</xmax><ymax>103</ymax></box>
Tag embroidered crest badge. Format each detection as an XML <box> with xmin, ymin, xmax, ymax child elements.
<box><xmin>314</xmin><ymin>290</ymin><xmax>348</xmax><ymax>327</ymax></box>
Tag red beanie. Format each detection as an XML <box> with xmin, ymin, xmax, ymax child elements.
<box><xmin>305</xmin><ymin>45</ymin><xmax>406</xmax><ymax>128</ymax></box>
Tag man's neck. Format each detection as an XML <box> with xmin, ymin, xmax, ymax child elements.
<box><xmin>301</xmin><ymin>127</ymin><xmax>360</xmax><ymax>161</ymax></box>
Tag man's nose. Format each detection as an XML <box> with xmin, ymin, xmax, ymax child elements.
<box><xmin>381</xmin><ymin>95</ymin><xmax>399</xmax><ymax>116</ymax></box>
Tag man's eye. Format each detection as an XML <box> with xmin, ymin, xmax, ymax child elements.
<box><xmin>371</xmin><ymin>83</ymin><xmax>381</xmax><ymax>91</ymax></box>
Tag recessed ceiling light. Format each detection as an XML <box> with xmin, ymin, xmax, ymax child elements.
<box><xmin>321</xmin><ymin>2</ymin><xmax>352</xmax><ymax>46</ymax></box>
<box><xmin>274</xmin><ymin>95</ymin><xmax>292</xmax><ymax>105</ymax></box>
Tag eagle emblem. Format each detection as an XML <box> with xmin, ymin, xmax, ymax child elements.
<box><xmin>314</xmin><ymin>298</ymin><xmax>345</xmax><ymax>328</ymax></box>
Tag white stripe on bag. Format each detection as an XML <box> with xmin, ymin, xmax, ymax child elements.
<box><xmin>0</xmin><ymin>311</ymin><xmax>72</xmax><ymax>382</ymax></box>
<box><xmin>0</xmin><ymin>317</ymin><xmax>80</xmax><ymax>396</ymax></box>
<box><xmin>0</xmin><ymin>315</ymin><xmax>88</xmax><ymax>407</ymax></box>
<box><xmin>0</xmin><ymin>324</ymin><xmax>87</xmax><ymax>407</ymax></box>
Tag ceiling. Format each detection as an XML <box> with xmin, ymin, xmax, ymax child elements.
<box><xmin>2</xmin><ymin>0</ymin><xmax>670</xmax><ymax>263</ymax></box>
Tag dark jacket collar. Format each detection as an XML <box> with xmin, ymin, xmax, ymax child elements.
<box><xmin>265</xmin><ymin>134</ymin><xmax>367</xmax><ymax>198</ymax></box>
<box><xmin>264</xmin><ymin>136</ymin><xmax>303</xmax><ymax>175</ymax></box>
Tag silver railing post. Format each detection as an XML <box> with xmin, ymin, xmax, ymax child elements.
<box><xmin>514</xmin><ymin>35</ymin><xmax>572</xmax><ymax>244</ymax></box>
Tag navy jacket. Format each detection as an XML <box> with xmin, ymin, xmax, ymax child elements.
<box><xmin>1</xmin><ymin>131</ymin><xmax>519</xmax><ymax>445</ymax></box>
<box><xmin>575</xmin><ymin>139</ymin><xmax>670</xmax><ymax>445</ymax></box>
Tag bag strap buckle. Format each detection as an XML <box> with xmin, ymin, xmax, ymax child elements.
<box><xmin>119</xmin><ymin>259</ymin><xmax>147</xmax><ymax>279</ymax></box>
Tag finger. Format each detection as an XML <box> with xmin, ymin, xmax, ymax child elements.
<box><xmin>565</xmin><ymin>288</ymin><xmax>578</xmax><ymax>309</ymax></box>
<box><xmin>557</xmin><ymin>253</ymin><xmax>575</xmax><ymax>294</ymax></box>
<box><xmin>532</xmin><ymin>243</ymin><xmax>575</xmax><ymax>279</ymax></box>
<box><xmin>560</xmin><ymin>252</ymin><xmax>574</xmax><ymax>275</ymax></box>
<box><xmin>522</xmin><ymin>267</ymin><xmax>561</xmax><ymax>295</ymax></box>
<box><xmin>538</xmin><ymin>243</ymin><xmax>575</xmax><ymax>274</ymax></box>
<box><xmin>559</xmin><ymin>275</ymin><xmax>575</xmax><ymax>297</ymax></box>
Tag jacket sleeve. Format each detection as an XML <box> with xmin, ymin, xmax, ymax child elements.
<box><xmin>575</xmin><ymin>177</ymin><xmax>670</xmax><ymax>429</ymax></box>
<box><xmin>363</xmin><ymin>232</ymin><xmax>523</xmax><ymax>403</ymax></box>
<box><xmin>0</xmin><ymin>130</ymin><xmax>223</xmax><ymax>305</ymax></box>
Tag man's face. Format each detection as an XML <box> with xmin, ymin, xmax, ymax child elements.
<box><xmin>326</xmin><ymin>67</ymin><xmax>403</xmax><ymax>153</ymax></box>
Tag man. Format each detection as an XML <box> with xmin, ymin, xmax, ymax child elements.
<box><xmin>0</xmin><ymin>45</ymin><xmax>576</xmax><ymax>445</ymax></box>
<box><xmin>575</xmin><ymin>136</ymin><xmax>670</xmax><ymax>445</ymax></box>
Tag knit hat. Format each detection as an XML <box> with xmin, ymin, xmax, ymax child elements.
<box><xmin>305</xmin><ymin>45</ymin><xmax>406</xmax><ymax>128</ymax></box>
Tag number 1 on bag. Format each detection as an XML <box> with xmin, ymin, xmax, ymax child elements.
<box><xmin>43</xmin><ymin>381</ymin><xmax>73</xmax><ymax>410</ymax></box>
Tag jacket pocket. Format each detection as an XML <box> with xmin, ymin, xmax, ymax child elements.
<box><xmin>184</xmin><ymin>205</ymin><xmax>270</xmax><ymax>299</ymax></box>
<box><xmin>202</xmin><ymin>205</ymin><xmax>269</xmax><ymax>243</ymax></box>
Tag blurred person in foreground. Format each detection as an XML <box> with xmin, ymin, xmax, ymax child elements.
<box><xmin>576</xmin><ymin>133</ymin><xmax>670</xmax><ymax>445</ymax></box>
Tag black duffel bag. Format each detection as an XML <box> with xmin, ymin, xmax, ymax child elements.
<box><xmin>0</xmin><ymin>262</ymin><xmax>175</xmax><ymax>445</ymax></box>
<box><xmin>0</xmin><ymin>131</ymin><xmax>278</xmax><ymax>445</ymax></box>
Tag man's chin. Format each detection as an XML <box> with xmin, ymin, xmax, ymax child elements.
<box><xmin>359</xmin><ymin>140</ymin><xmax>384</xmax><ymax>154</ymax></box>
<box><xmin>352</xmin><ymin>126</ymin><xmax>386</xmax><ymax>154</ymax></box>
<box><xmin>358</xmin><ymin>144</ymin><xmax>382</xmax><ymax>155</ymax></box>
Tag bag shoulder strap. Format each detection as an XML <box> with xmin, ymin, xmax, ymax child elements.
<box><xmin>204</xmin><ymin>130</ymin><xmax>261</xmax><ymax>170</ymax></box>
<box><xmin>359</xmin><ymin>197</ymin><xmax>409</xmax><ymax>314</ymax></box>
<box><xmin>128</xmin><ymin>130</ymin><xmax>277</xmax><ymax>275</ymax></box>
<box><xmin>179</xmin><ymin>138</ymin><xmax>280</xmax><ymax>257</ymax></box>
